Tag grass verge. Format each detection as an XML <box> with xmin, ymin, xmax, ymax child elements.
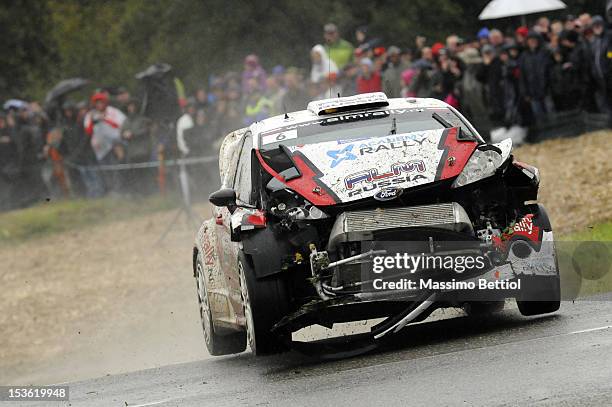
<box><xmin>0</xmin><ymin>195</ymin><xmax>178</xmax><ymax>244</ymax></box>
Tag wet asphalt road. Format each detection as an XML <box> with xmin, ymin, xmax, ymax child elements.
<box><xmin>45</xmin><ymin>301</ymin><xmax>612</xmax><ymax>407</ymax></box>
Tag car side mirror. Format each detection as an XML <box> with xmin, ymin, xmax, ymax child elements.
<box><xmin>209</xmin><ymin>188</ymin><xmax>237</xmax><ymax>208</ymax></box>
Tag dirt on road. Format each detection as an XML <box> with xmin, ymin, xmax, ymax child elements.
<box><xmin>0</xmin><ymin>206</ymin><xmax>209</xmax><ymax>385</ymax></box>
<box><xmin>0</xmin><ymin>130</ymin><xmax>611</xmax><ymax>385</ymax></box>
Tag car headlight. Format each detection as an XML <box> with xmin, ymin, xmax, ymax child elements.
<box><xmin>452</xmin><ymin>149</ymin><xmax>503</xmax><ymax>188</ymax></box>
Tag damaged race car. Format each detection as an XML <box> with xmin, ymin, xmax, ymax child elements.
<box><xmin>193</xmin><ymin>93</ymin><xmax>560</xmax><ymax>356</ymax></box>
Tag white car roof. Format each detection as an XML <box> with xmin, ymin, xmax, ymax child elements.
<box><xmin>250</xmin><ymin>94</ymin><xmax>452</xmax><ymax>145</ymax></box>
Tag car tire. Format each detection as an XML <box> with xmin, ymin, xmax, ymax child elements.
<box><xmin>196</xmin><ymin>254</ymin><xmax>246</xmax><ymax>355</ymax></box>
<box><xmin>237</xmin><ymin>252</ymin><xmax>290</xmax><ymax>356</ymax></box>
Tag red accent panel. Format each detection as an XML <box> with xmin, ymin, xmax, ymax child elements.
<box><xmin>439</xmin><ymin>128</ymin><xmax>478</xmax><ymax>180</ymax></box>
<box><xmin>255</xmin><ymin>149</ymin><xmax>285</xmax><ymax>184</ymax></box>
<box><xmin>255</xmin><ymin>150</ymin><xmax>337</xmax><ymax>206</ymax></box>
<box><xmin>285</xmin><ymin>154</ymin><xmax>337</xmax><ymax>206</ymax></box>
<box><xmin>246</xmin><ymin>210</ymin><xmax>267</xmax><ymax>227</ymax></box>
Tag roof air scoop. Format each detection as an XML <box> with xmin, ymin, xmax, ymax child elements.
<box><xmin>307</xmin><ymin>92</ymin><xmax>389</xmax><ymax>116</ymax></box>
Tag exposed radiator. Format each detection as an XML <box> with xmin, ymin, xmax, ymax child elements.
<box><xmin>345</xmin><ymin>203</ymin><xmax>457</xmax><ymax>232</ymax></box>
<box><xmin>328</xmin><ymin>202</ymin><xmax>473</xmax><ymax>249</ymax></box>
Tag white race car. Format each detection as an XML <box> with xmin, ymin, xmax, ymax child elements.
<box><xmin>193</xmin><ymin>93</ymin><xmax>560</xmax><ymax>355</ymax></box>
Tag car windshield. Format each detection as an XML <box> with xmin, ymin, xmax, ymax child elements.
<box><xmin>259</xmin><ymin>107</ymin><xmax>481</xmax><ymax>150</ymax></box>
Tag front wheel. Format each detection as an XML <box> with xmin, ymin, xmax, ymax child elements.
<box><xmin>238</xmin><ymin>252</ymin><xmax>290</xmax><ymax>355</ymax></box>
<box><xmin>196</xmin><ymin>254</ymin><xmax>246</xmax><ymax>355</ymax></box>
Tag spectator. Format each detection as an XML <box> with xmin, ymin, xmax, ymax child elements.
<box><xmin>242</xmin><ymin>54</ymin><xmax>267</xmax><ymax>94</ymax></box>
<box><xmin>477</xmin><ymin>44</ymin><xmax>505</xmax><ymax>126</ymax></box>
<box><xmin>534</xmin><ymin>17</ymin><xmax>551</xmax><ymax>39</ymax></box>
<box><xmin>121</xmin><ymin>98</ymin><xmax>152</xmax><ymax>163</ymax></box>
<box><xmin>457</xmin><ymin>47</ymin><xmax>489</xmax><ymax>130</ymax></box>
<box><xmin>499</xmin><ymin>44</ymin><xmax>522</xmax><ymax>126</ymax></box>
<box><xmin>194</xmin><ymin>87</ymin><xmax>209</xmax><ymax>112</ymax></box>
<box><xmin>114</xmin><ymin>87</ymin><xmax>131</xmax><ymax>113</ymax></box>
<box><xmin>323</xmin><ymin>23</ymin><xmax>354</xmax><ymax>70</ymax></box>
<box><xmin>265</xmin><ymin>76</ymin><xmax>285</xmax><ymax>116</ymax></box>
<box><xmin>281</xmin><ymin>68</ymin><xmax>309</xmax><ymax>112</ymax></box>
<box><xmin>477</xmin><ymin>28</ymin><xmax>490</xmax><ymax>46</ymax></box>
<box><xmin>243</xmin><ymin>77</ymin><xmax>273</xmax><ymax>125</ymax></box>
<box><xmin>557</xmin><ymin>29</ymin><xmax>591</xmax><ymax>110</ymax></box>
<box><xmin>515</xmin><ymin>26</ymin><xmax>529</xmax><ymax>50</ymax></box>
<box><xmin>310</xmin><ymin>44</ymin><xmax>339</xmax><ymax>84</ymax></box>
<box><xmin>409</xmin><ymin>57</ymin><xmax>434</xmax><ymax>98</ymax></box>
<box><xmin>519</xmin><ymin>32</ymin><xmax>554</xmax><ymax>120</ymax></box>
<box><xmin>488</xmin><ymin>29</ymin><xmax>504</xmax><ymax>51</ymax></box>
<box><xmin>339</xmin><ymin>63</ymin><xmax>358</xmax><ymax>97</ymax></box>
<box><xmin>382</xmin><ymin>46</ymin><xmax>403</xmax><ymax>97</ymax></box>
<box><xmin>71</xmin><ymin>101</ymin><xmax>103</xmax><ymax>198</ymax></box>
<box><xmin>591</xmin><ymin>15</ymin><xmax>608</xmax><ymax>113</ymax></box>
<box><xmin>176</xmin><ymin>98</ymin><xmax>196</xmax><ymax>157</ymax></box>
<box><xmin>0</xmin><ymin>112</ymin><xmax>18</xmax><ymax>209</ymax></box>
<box><xmin>356</xmin><ymin>58</ymin><xmax>382</xmax><ymax>94</ymax></box>
<box><xmin>84</xmin><ymin>92</ymin><xmax>126</xmax><ymax>193</ymax></box>
<box><xmin>271</xmin><ymin>65</ymin><xmax>286</xmax><ymax>89</ymax></box>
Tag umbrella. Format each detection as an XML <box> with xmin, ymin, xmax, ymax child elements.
<box><xmin>45</xmin><ymin>78</ymin><xmax>89</xmax><ymax>104</ymax></box>
<box><xmin>479</xmin><ymin>0</ymin><xmax>567</xmax><ymax>20</ymax></box>
<box><xmin>135</xmin><ymin>63</ymin><xmax>173</xmax><ymax>81</ymax></box>
<box><xmin>3</xmin><ymin>99</ymin><xmax>28</xmax><ymax>110</ymax></box>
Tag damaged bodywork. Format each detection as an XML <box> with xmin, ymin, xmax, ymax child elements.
<box><xmin>193</xmin><ymin>93</ymin><xmax>560</xmax><ymax>356</ymax></box>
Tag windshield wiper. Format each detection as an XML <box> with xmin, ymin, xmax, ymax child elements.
<box><xmin>278</xmin><ymin>143</ymin><xmax>301</xmax><ymax>180</ymax></box>
<box><xmin>432</xmin><ymin>112</ymin><xmax>452</xmax><ymax>128</ymax></box>
<box><xmin>432</xmin><ymin>112</ymin><xmax>475</xmax><ymax>141</ymax></box>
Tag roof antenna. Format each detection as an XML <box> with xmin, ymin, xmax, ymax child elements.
<box><xmin>283</xmin><ymin>101</ymin><xmax>289</xmax><ymax>119</ymax></box>
<box><xmin>337</xmin><ymin>92</ymin><xmax>341</xmax><ymax>98</ymax></box>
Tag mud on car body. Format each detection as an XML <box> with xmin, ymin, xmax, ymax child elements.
<box><xmin>193</xmin><ymin>93</ymin><xmax>560</xmax><ymax>356</ymax></box>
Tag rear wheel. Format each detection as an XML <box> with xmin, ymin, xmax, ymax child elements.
<box><xmin>237</xmin><ymin>252</ymin><xmax>290</xmax><ymax>355</ymax></box>
<box><xmin>196</xmin><ymin>254</ymin><xmax>246</xmax><ymax>355</ymax></box>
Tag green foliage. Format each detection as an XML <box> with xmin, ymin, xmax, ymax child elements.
<box><xmin>1</xmin><ymin>0</ymin><xmax>607</xmax><ymax>100</ymax></box>
<box><xmin>0</xmin><ymin>195</ymin><xmax>177</xmax><ymax>244</ymax></box>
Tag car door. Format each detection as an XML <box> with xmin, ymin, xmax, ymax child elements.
<box><xmin>216</xmin><ymin>133</ymin><xmax>254</xmax><ymax>314</ymax></box>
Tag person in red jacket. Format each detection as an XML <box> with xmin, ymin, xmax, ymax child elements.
<box><xmin>356</xmin><ymin>57</ymin><xmax>382</xmax><ymax>94</ymax></box>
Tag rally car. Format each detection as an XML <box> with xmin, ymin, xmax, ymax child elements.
<box><xmin>193</xmin><ymin>93</ymin><xmax>560</xmax><ymax>356</ymax></box>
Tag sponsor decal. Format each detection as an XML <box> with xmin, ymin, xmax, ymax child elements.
<box><xmin>327</xmin><ymin>144</ymin><xmax>357</xmax><ymax>168</ymax></box>
<box><xmin>344</xmin><ymin>161</ymin><xmax>427</xmax><ymax>197</ymax></box>
<box><xmin>326</xmin><ymin>133</ymin><xmax>430</xmax><ymax>167</ymax></box>
<box><xmin>261</xmin><ymin>129</ymin><xmax>297</xmax><ymax>145</ymax></box>
<box><xmin>203</xmin><ymin>239</ymin><xmax>216</xmax><ymax>266</ymax></box>
<box><xmin>492</xmin><ymin>214</ymin><xmax>541</xmax><ymax>251</ymax></box>
<box><xmin>344</xmin><ymin>160</ymin><xmax>426</xmax><ymax>190</ymax></box>
<box><xmin>374</xmin><ymin>187</ymin><xmax>402</xmax><ymax>201</ymax></box>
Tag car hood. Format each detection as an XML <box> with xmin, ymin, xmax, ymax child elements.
<box><xmin>279</xmin><ymin>127</ymin><xmax>479</xmax><ymax>205</ymax></box>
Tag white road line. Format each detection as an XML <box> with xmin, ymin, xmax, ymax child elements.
<box><xmin>568</xmin><ymin>325</ymin><xmax>612</xmax><ymax>335</ymax></box>
<box><xmin>126</xmin><ymin>397</ymin><xmax>181</xmax><ymax>407</ymax></box>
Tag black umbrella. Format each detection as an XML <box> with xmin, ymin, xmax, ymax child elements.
<box><xmin>135</xmin><ymin>63</ymin><xmax>172</xmax><ymax>81</ymax></box>
<box><xmin>45</xmin><ymin>78</ymin><xmax>90</xmax><ymax>105</ymax></box>
<box><xmin>135</xmin><ymin>63</ymin><xmax>180</xmax><ymax>122</ymax></box>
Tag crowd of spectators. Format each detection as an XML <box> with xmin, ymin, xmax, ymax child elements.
<box><xmin>1</xmin><ymin>12</ymin><xmax>610</xmax><ymax>210</ymax></box>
